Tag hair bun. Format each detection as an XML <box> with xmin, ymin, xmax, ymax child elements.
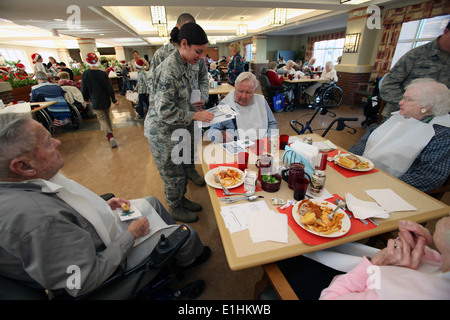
<box><xmin>170</xmin><ymin>26</ymin><xmax>180</xmax><ymax>44</ymax></box>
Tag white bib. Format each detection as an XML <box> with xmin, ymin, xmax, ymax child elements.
<box><xmin>222</xmin><ymin>90</ymin><xmax>268</xmax><ymax>140</ymax></box>
<box><xmin>363</xmin><ymin>112</ymin><xmax>450</xmax><ymax>177</ymax></box>
<box><xmin>27</xmin><ymin>173</ymin><xmax>169</xmax><ymax>247</ymax></box>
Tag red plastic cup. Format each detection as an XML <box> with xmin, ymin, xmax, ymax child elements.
<box><xmin>237</xmin><ymin>151</ymin><xmax>249</xmax><ymax>171</ymax></box>
<box><xmin>293</xmin><ymin>177</ymin><xmax>309</xmax><ymax>201</ymax></box>
<box><xmin>279</xmin><ymin>135</ymin><xmax>289</xmax><ymax>150</ymax></box>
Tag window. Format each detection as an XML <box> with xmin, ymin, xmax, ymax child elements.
<box><xmin>245</xmin><ymin>43</ymin><xmax>253</xmax><ymax>62</ymax></box>
<box><xmin>391</xmin><ymin>14</ymin><xmax>449</xmax><ymax>68</ymax></box>
<box><xmin>0</xmin><ymin>48</ymin><xmax>32</xmax><ymax>73</ymax></box>
<box><xmin>313</xmin><ymin>38</ymin><xmax>344</xmax><ymax>68</ymax></box>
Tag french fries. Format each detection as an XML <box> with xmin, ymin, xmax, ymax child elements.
<box><xmin>298</xmin><ymin>200</ymin><xmax>345</xmax><ymax>235</ymax></box>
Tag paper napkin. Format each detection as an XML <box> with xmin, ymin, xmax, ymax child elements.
<box><xmin>246</xmin><ymin>210</ymin><xmax>288</xmax><ymax>243</ymax></box>
<box><xmin>365</xmin><ymin>189</ymin><xmax>417</xmax><ymax>213</ymax></box>
<box><xmin>345</xmin><ymin>193</ymin><xmax>389</xmax><ymax>220</ymax></box>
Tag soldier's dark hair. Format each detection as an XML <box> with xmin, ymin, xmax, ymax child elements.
<box><xmin>170</xmin><ymin>22</ymin><xmax>208</xmax><ymax>46</ymax></box>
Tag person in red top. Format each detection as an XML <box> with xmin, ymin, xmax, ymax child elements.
<box><xmin>266</xmin><ymin>61</ymin><xmax>285</xmax><ymax>86</ymax></box>
<box><xmin>14</xmin><ymin>63</ymin><xmax>31</xmax><ymax>80</ymax></box>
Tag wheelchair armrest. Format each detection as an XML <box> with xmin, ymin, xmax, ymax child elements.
<box><xmin>100</xmin><ymin>193</ymin><xmax>115</xmax><ymax>201</ymax></box>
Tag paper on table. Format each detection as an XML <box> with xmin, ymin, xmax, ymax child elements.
<box><xmin>247</xmin><ymin>210</ymin><xmax>288</xmax><ymax>243</ymax></box>
<box><xmin>306</xmin><ymin>187</ymin><xmax>333</xmax><ymax>201</ymax></box>
<box><xmin>365</xmin><ymin>189</ymin><xmax>417</xmax><ymax>213</ymax></box>
<box><xmin>345</xmin><ymin>193</ymin><xmax>389</xmax><ymax>219</ymax></box>
<box><xmin>220</xmin><ymin>200</ymin><xmax>270</xmax><ymax>233</ymax></box>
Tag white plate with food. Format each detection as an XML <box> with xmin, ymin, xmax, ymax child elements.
<box><xmin>334</xmin><ymin>153</ymin><xmax>374</xmax><ymax>172</ymax></box>
<box><xmin>292</xmin><ymin>199</ymin><xmax>351</xmax><ymax>238</ymax></box>
<box><xmin>205</xmin><ymin>166</ymin><xmax>245</xmax><ymax>189</ymax></box>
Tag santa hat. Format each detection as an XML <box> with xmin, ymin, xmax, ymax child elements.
<box><xmin>86</xmin><ymin>53</ymin><xmax>99</xmax><ymax>67</ymax></box>
<box><xmin>119</xmin><ymin>60</ymin><xmax>127</xmax><ymax>65</ymax></box>
<box><xmin>16</xmin><ymin>63</ymin><xmax>26</xmax><ymax>70</ymax></box>
<box><xmin>31</xmin><ymin>53</ymin><xmax>41</xmax><ymax>64</ymax></box>
<box><xmin>134</xmin><ymin>59</ymin><xmax>145</xmax><ymax>69</ymax></box>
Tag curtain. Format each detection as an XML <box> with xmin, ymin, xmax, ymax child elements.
<box><xmin>371</xmin><ymin>0</ymin><xmax>450</xmax><ymax>80</ymax></box>
<box><xmin>305</xmin><ymin>31</ymin><xmax>345</xmax><ymax>62</ymax></box>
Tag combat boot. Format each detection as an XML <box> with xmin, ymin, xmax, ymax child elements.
<box><xmin>169</xmin><ymin>205</ymin><xmax>199</xmax><ymax>223</ymax></box>
<box><xmin>181</xmin><ymin>197</ymin><xmax>202</xmax><ymax>212</ymax></box>
<box><xmin>188</xmin><ymin>168</ymin><xmax>206</xmax><ymax>186</ymax></box>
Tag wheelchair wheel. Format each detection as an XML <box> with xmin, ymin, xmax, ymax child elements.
<box><xmin>68</xmin><ymin>104</ymin><xmax>83</xmax><ymax>129</ymax></box>
<box><xmin>321</xmin><ymin>85</ymin><xmax>343</xmax><ymax>106</ymax></box>
<box><xmin>33</xmin><ymin>109</ymin><xmax>55</xmax><ymax>136</ymax></box>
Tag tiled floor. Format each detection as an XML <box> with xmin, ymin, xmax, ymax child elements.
<box><xmin>53</xmin><ymin>93</ymin><xmax>448</xmax><ymax>299</ymax></box>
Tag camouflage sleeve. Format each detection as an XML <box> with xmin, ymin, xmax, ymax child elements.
<box><xmin>380</xmin><ymin>56</ymin><xmax>411</xmax><ymax>106</ymax></box>
<box><xmin>153</xmin><ymin>71</ymin><xmax>194</xmax><ymax>127</ymax></box>
<box><xmin>198</xmin><ymin>59</ymin><xmax>210</xmax><ymax>104</ymax></box>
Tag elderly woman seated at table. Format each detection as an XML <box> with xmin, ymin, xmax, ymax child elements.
<box><xmin>349</xmin><ymin>78</ymin><xmax>450</xmax><ymax>193</ymax></box>
<box><xmin>304</xmin><ymin>61</ymin><xmax>338</xmax><ymax>97</ymax></box>
<box><xmin>208</xmin><ymin>72</ymin><xmax>278</xmax><ymax>143</ymax></box>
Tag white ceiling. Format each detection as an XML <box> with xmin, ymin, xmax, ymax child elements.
<box><xmin>0</xmin><ymin>0</ymin><xmax>400</xmax><ymax>48</ymax></box>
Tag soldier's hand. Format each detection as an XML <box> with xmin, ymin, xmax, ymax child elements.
<box><xmin>193</xmin><ymin>110</ymin><xmax>214</xmax><ymax>122</ymax></box>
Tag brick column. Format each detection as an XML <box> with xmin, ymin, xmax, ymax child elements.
<box><xmin>337</xmin><ymin>71</ymin><xmax>371</xmax><ymax>105</ymax></box>
<box><xmin>0</xmin><ymin>82</ymin><xmax>14</xmax><ymax>104</ymax></box>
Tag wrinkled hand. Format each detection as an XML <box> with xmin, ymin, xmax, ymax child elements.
<box><xmin>127</xmin><ymin>218</ymin><xmax>150</xmax><ymax>239</ymax></box>
<box><xmin>398</xmin><ymin>220</ymin><xmax>433</xmax><ymax>247</ymax></box>
<box><xmin>371</xmin><ymin>233</ymin><xmax>426</xmax><ymax>270</ymax></box>
<box><xmin>107</xmin><ymin>197</ymin><xmax>130</xmax><ymax>210</ymax></box>
<box><xmin>193</xmin><ymin>110</ymin><xmax>214</xmax><ymax>122</ymax></box>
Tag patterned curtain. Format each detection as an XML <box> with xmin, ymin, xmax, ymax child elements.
<box><xmin>305</xmin><ymin>31</ymin><xmax>346</xmax><ymax>61</ymax></box>
<box><xmin>371</xmin><ymin>0</ymin><xmax>450</xmax><ymax>80</ymax></box>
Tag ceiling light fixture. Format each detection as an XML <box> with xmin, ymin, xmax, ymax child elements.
<box><xmin>340</xmin><ymin>0</ymin><xmax>371</xmax><ymax>4</ymax></box>
<box><xmin>157</xmin><ymin>24</ymin><xmax>168</xmax><ymax>37</ymax></box>
<box><xmin>150</xmin><ymin>6</ymin><xmax>167</xmax><ymax>26</ymax></box>
<box><xmin>236</xmin><ymin>17</ymin><xmax>247</xmax><ymax>36</ymax></box>
<box><xmin>269</xmin><ymin>8</ymin><xmax>287</xmax><ymax>26</ymax></box>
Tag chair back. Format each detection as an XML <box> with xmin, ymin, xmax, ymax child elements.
<box><xmin>45</xmin><ymin>96</ymin><xmax>72</xmax><ymax>120</ymax></box>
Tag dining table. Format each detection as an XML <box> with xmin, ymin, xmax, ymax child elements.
<box><xmin>208</xmin><ymin>82</ymin><xmax>234</xmax><ymax>96</ymax></box>
<box><xmin>200</xmin><ymin>133</ymin><xmax>450</xmax><ymax>271</ymax></box>
<box><xmin>283</xmin><ymin>77</ymin><xmax>329</xmax><ymax>109</ymax></box>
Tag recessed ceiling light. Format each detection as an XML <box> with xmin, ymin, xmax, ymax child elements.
<box><xmin>99</xmin><ymin>33</ymin><xmax>105</xmax><ymax>35</ymax></box>
<box><xmin>54</xmin><ymin>18</ymin><xmax>64</xmax><ymax>22</ymax></box>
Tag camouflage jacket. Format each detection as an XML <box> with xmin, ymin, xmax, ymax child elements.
<box><xmin>380</xmin><ymin>36</ymin><xmax>450</xmax><ymax>117</ymax></box>
<box><xmin>149</xmin><ymin>42</ymin><xmax>209</xmax><ymax>103</ymax></box>
<box><xmin>145</xmin><ymin>49</ymin><xmax>196</xmax><ymax>136</ymax></box>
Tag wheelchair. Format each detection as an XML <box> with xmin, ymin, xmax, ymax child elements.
<box><xmin>32</xmin><ymin>96</ymin><xmax>83</xmax><ymax>135</ymax></box>
<box><xmin>0</xmin><ymin>193</ymin><xmax>205</xmax><ymax>300</ymax></box>
<box><xmin>306</xmin><ymin>81</ymin><xmax>343</xmax><ymax>108</ymax></box>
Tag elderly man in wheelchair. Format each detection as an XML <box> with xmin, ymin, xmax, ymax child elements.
<box><xmin>0</xmin><ymin>113</ymin><xmax>210</xmax><ymax>300</ymax></box>
<box><xmin>31</xmin><ymin>71</ymin><xmax>82</xmax><ymax>130</ymax></box>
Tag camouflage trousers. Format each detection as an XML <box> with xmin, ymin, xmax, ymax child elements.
<box><xmin>146</xmin><ymin>122</ymin><xmax>195</xmax><ymax>208</ymax></box>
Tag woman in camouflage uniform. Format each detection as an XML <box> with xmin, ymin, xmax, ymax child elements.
<box><xmin>144</xmin><ymin>23</ymin><xmax>214</xmax><ymax>223</ymax></box>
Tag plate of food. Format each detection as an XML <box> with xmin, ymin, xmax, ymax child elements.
<box><xmin>292</xmin><ymin>199</ymin><xmax>351</xmax><ymax>237</ymax></box>
<box><xmin>205</xmin><ymin>166</ymin><xmax>245</xmax><ymax>189</ymax></box>
<box><xmin>334</xmin><ymin>153</ymin><xmax>374</xmax><ymax>172</ymax></box>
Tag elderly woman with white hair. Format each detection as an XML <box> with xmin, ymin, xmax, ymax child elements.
<box><xmin>349</xmin><ymin>78</ymin><xmax>450</xmax><ymax>192</ymax></box>
<box><xmin>305</xmin><ymin>61</ymin><xmax>338</xmax><ymax>97</ymax></box>
<box><xmin>208</xmin><ymin>72</ymin><xmax>278</xmax><ymax>143</ymax></box>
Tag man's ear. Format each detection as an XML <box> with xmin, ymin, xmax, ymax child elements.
<box><xmin>9</xmin><ymin>157</ymin><xmax>36</xmax><ymax>178</ymax></box>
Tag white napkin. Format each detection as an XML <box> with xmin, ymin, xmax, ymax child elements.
<box><xmin>289</xmin><ymin>140</ymin><xmax>319</xmax><ymax>167</ymax></box>
<box><xmin>246</xmin><ymin>210</ymin><xmax>288</xmax><ymax>243</ymax></box>
<box><xmin>365</xmin><ymin>189</ymin><xmax>417</xmax><ymax>213</ymax></box>
<box><xmin>190</xmin><ymin>89</ymin><xmax>201</xmax><ymax>103</ymax></box>
<box><xmin>0</xmin><ymin>102</ymin><xmax>31</xmax><ymax>114</ymax></box>
<box><xmin>345</xmin><ymin>193</ymin><xmax>389</xmax><ymax>220</ymax></box>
